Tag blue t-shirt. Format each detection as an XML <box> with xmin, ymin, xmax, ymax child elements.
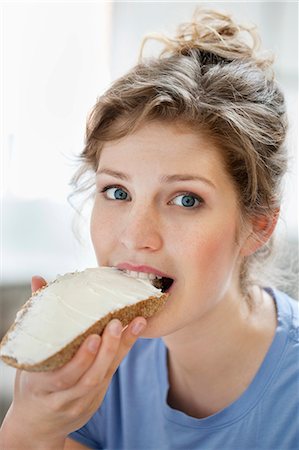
<box><xmin>69</xmin><ymin>289</ymin><xmax>299</xmax><ymax>450</ymax></box>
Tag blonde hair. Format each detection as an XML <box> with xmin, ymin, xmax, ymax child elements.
<box><xmin>71</xmin><ymin>9</ymin><xmax>289</xmax><ymax>292</ymax></box>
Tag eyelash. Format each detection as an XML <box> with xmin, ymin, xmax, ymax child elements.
<box><xmin>99</xmin><ymin>185</ymin><xmax>204</xmax><ymax>210</ymax></box>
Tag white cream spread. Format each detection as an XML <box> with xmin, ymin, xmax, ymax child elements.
<box><xmin>0</xmin><ymin>267</ymin><xmax>162</xmax><ymax>365</ymax></box>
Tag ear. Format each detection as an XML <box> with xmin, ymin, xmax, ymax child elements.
<box><xmin>240</xmin><ymin>208</ymin><xmax>280</xmax><ymax>257</ymax></box>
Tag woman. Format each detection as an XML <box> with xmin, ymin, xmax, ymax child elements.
<box><xmin>1</xmin><ymin>9</ymin><xmax>298</xmax><ymax>450</ymax></box>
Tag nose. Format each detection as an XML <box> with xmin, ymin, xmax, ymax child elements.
<box><xmin>120</xmin><ymin>203</ymin><xmax>163</xmax><ymax>252</ymax></box>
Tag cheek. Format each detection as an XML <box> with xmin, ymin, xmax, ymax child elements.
<box><xmin>181</xmin><ymin>221</ymin><xmax>240</xmax><ymax>281</ymax></box>
<box><xmin>90</xmin><ymin>202</ymin><xmax>117</xmax><ymax>257</ymax></box>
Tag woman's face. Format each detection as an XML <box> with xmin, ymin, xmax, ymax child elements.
<box><xmin>90</xmin><ymin>121</ymin><xmax>248</xmax><ymax>338</ymax></box>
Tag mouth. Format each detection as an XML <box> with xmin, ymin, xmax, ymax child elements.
<box><xmin>151</xmin><ymin>276</ymin><xmax>174</xmax><ymax>293</ymax></box>
<box><xmin>116</xmin><ymin>265</ymin><xmax>175</xmax><ymax>293</ymax></box>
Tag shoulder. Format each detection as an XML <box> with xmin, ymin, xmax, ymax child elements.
<box><xmin>269</xmin><ymin>288</ymin><xmax>298</xmax><ymax>339</ymax></box>
<box><xmin>264</xmin><ymin>288</ymin><xmax>298</xmax><ymax>389</ymax></box>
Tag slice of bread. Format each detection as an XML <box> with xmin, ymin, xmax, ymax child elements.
<box><xmin>0</xmin><ymin>267</ymin><xmax>168</xmax><ymax>372</ymax></box>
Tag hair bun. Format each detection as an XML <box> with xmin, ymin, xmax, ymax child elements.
<box><xmin>140</xmin><ymin>9</ymin><xmax>273</xmax><ymax>70</ymax></box>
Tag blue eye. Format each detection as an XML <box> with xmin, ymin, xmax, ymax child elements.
<box><xmin>102</xmin><ymin>186</ymin><xmax>129</xmax><ymax>200</ymax></box>
<box><xmin>171</xmin><ymin>194</ymin><xmax>201</xmax><ymax>209</ymax></box>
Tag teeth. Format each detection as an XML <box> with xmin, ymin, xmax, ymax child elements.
<box><xmin>123</xmin><ymin>270</ymin><xmax>163</xmax><ymax>281</ymax></box>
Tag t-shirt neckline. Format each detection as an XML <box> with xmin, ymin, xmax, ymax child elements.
<box><xmin>156</xmin><ymin>288</ymin><xmax>291</xmax><ymax>429</ymax></box>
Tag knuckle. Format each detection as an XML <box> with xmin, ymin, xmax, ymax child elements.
<box><xmin>48</xmin><ymin>395</ymin><xmax>65</xmax><ymax>413</ymax></box>
<box><xmin>82</xmin><ymin>376</ymin><xmax>99</xmax><ymax>389</ymax></box>
<box><xmin>76</xmin><ymin>355</ymin><xmax>93</xmax><ymax>373</ymax></box>
<box><xmin>53</xmin><ymin>378</ymin><xmax>69</xmax><ymax>390</ymax></box>
<box><xmin>103</xmin><ymin>337</ymin><xmax>120</xmax><ymax>354</ymax></box>
<box><xmin>67</xmin><ymin>404</ymin><xmax>85</xmax><ymax>420</ymax></box>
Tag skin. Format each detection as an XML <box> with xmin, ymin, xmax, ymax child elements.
<box><xmin>0</xmin><ymin>121</ymin><xmax>277</xmax><ymax>449</ymax></box>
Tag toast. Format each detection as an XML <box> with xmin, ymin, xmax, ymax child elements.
<box><xmin>0</xmin><ymin>267</ymin><xmax>168</xmax><ymax>372</ymax></box>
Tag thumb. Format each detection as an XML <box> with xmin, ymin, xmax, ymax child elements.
<box><xmin>31</xmin><ymin>275</ymin><xmax>47</xmax><ymax>294</ymax></box>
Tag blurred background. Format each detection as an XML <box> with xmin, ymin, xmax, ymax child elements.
<box><xmin>1</xmin><ymin>1</ymin><xmax>298</xmax><ymax>425</ymax></box>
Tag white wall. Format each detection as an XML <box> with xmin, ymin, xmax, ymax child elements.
<box><xmin>2</xmin><ymin>2</ymin><xmax>113</xmax><ymax>283</ymax></box>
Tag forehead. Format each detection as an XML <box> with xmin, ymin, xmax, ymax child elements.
<box><xmin>101</xmin><ymin>121</ymin><xmax>219</xmax><ymax>161</ymax></box>
<box><xmin>98</xmin><ymin>121</ymin><xmax>232</xmax><ymax>186</ymax></box>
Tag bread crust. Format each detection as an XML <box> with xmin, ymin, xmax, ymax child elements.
<box><xmin>0</xmin><ymin>289</ymin><xmax>168</xmax><ymax>372</ymax></box>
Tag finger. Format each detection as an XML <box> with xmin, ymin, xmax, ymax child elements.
<box><xmin>76</xmin><ymin>319</ymin><xmax>123</xmax><ymax>388</ymax></box>
<box><xmin>40</xmin><ymin>334</ymin><xmax>102</xmax><ymax>392</ymax></box>
<box><xmin>107</xmin><ymin>317</ymin><xmax>147</xmax><ymax>378</ymax></box>
<box><xmin>31</xmin><ymin>275</ymin><xmax>47</xmax><ymax>293</ymax></box>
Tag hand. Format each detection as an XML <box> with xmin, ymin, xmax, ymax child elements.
<box><xmin>2</xmin><ymin>275</ymin><xmax>147</xmax><ymax>447</ymax></box>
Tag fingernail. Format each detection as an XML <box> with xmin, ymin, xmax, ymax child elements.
<box><xmin>131</xmin><ymin>321</ymin><xmax>146</xmax><ymax>336</ymax></box>
<box><xmin>108</xmin><ymin>320</ymin><xmax>122</xmax><ymax>337</ymax></box>
<box><xmin>87</xmin><ymin>335</ymin><xmax>100</xmax><ymax>353</ymax></box>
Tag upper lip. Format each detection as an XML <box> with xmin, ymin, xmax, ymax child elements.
<box><xmin>115</xmin><ymin>262</ymin><xmax>174</xmax><ymax>280</ymax></box>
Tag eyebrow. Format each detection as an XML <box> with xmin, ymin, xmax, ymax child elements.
<box><xmin>96</xmin><ymin>168</ymin><xmax>215</xmax><ymax>189</ymax></box>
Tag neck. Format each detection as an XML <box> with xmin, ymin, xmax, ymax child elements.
<box><xmin>162</xmin><ymin>286</ymin><xmax>277</xmax><ymax>419</ymax></box>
